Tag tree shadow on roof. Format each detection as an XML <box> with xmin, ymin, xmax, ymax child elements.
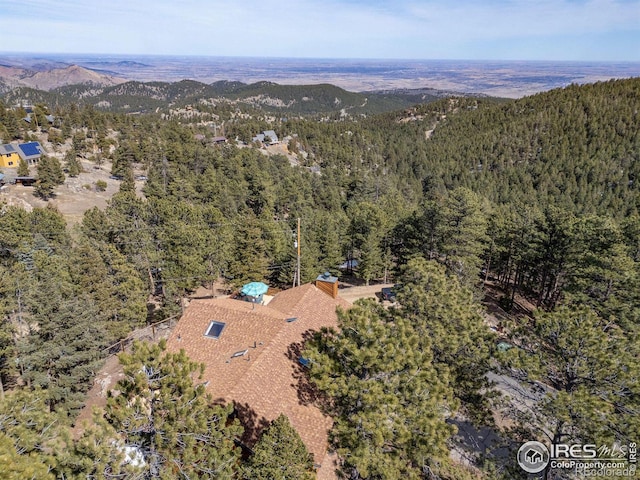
<box><xmin>232</xmin><ymin>400</ymin><xmax>271</xmax><ymax>449</ymax></box>
<box><xmin>286</xmin><ymin>329</ymin><xmax>330</xmax><ymax>410</ymax></box>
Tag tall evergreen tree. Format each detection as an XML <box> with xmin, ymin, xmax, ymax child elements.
<box><xmin>504</xmin><ymin>306</ymin><xmax>639</xmax><ymax>450</ymax></box>
<box><xmin>0</xmin><ymin>389</ymin><xmax>62</xmax><ymax>478</ymax></box>
<box><xmin>105</xmin><ymin>341</ymin><xmax>242</xmax><ymax>479</ymax></box>
<box><xmin>35</xmin><ymin>156</ymin><xmax>65</xmax><ymax>199</ymax></box>
<box><xmin>306</xmin><ymin>300</ymin><xmax>456</xmax><ymax>479</ymax></box>
<box><xmin>242</xmin><ymin>414</ymin><xmax>315</xmax><ymax>480</ymax></box>
<box><xmin>397</xmin><ymin>257</ymin><xmax>494</xmax><ymax>410</ymax></box>
<box><xmin>17</xmin><ymin>159</ymin><xmax>29</xmax><ymax>177</ymax></box>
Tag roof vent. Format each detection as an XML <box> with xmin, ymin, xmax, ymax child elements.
<box><xmin>231</xmin><ymin>349</ymin><xmax>249</xmax><ymax>358</ymax></box>
<box><xmin>286</xmin><ymin>317</ymin><xmax>298</xmax><ymax>323</ymax></box>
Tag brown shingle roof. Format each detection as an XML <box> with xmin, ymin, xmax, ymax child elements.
<box><xmin>166</xmin><ymin>298</ymin><xmax>285</xmax><ymax>401</ymax></box>
<box><xmin>165</xmin><ymin>284</ymin><xmax>350</xmax><ymax>479</ymax></box>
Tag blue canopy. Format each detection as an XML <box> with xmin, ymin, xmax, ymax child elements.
<box><xmin>241</xmin><ymin>281</ymin><xmax>268</xmax><ymax>297</ymax></box>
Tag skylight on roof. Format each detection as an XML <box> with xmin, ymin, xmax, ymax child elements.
<box><xmin>204</xmin><ymin>321</ymin><xmax>225</xmax><ymax>339</ymax></box>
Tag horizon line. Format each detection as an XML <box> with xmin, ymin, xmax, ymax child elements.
<box><xmin>2</xmin><ymin>51</ymin><xmax>640</xmax><ymax>64</ymax></box>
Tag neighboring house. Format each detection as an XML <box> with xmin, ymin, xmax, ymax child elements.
<box><xmin>165</xmin><ymin>283</ymin><xmax>350</xmax><ymax>480</ymax></box>
<box><xmin>16</xmin><ymin>141</ymin><xmax>44</xmax><ymax>165</ymax></box>
<box><xmin>263</xmin><ymin>130</ymin><xmax>279</xmax><ymax>144</ymax></box>
<box><xmin>0</xmin><ymin>144</ymin><xmax>21</xmax><ymax>168</ymax></box>
<box><xmin>23</xmin><ymin>113</ymin><xmax>55</xmax><ymax>125</ymax></box>
<box><xmin>252</xmin><ymin>130</ymin><xmax>279</xmax><ymax>144</ymax></box>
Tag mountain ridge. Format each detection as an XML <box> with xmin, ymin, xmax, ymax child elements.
<box><xmin>0</xmin><ymin>75</ymin><xmax>462</xmax><ymax>115</ymax></box>
<box><xmin>0</xmin><ymin>64</ymin><xmax>127</xmax><ymax>91</ymax></box>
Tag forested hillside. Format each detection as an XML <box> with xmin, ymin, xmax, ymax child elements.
<box><xmin>0</xmin><ymin>78</ymin><xmax>638</xmax><ymax>479</ymax></box>
<box><xmin>1</xmin><ymin>79</ymin><xmax>427</xmax><ymax>115</ymax></box>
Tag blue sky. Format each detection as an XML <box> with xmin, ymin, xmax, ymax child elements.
<box><xmin>0</xmin><ymin>0</ymin><xmax>638</xmax><ymax>61</ymax></box>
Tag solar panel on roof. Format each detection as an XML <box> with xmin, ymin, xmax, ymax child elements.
<box><xmin>19</xmin><ymin>142</ymin><xmax>41</xmax><ymax>157</ymax></box>
<box><xmin>5</xmin><ymin>145</ymin><xmax>15</xmax><ymax>152</ymax></box>
<box><xmin>204</xmin><ymin>321</ymin><xmax>225</xmax><ymax>339</ymax></box>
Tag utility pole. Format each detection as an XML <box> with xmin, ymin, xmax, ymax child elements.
<box><xmin>297</xmin><ymin>217</ymin><xmax>301</xmax><ymax>287</ymax></box>
<box><xmin>293</xmin><ymin>218</ymin><xmax>301</xmax><ymax>287</ymax></box>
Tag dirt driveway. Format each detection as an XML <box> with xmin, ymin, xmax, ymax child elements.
<box><xmin>338</xmin><ymin>283</ymin><xmax>395</xmax><ymax>304</ymax></box>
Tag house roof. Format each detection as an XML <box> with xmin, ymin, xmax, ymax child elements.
<box><xmin>165</xmin><ymin>283</ymin><xmax>350</xmax><ymax>478</ymax></box>
<box><xmin>252</xmin><ymin>130</ymin><xmax>279</xmax><ymax>144</ymax></box>
<box><xmin>17</xmin><ymin>142</ymin><xmax>43</xmax><ymax>160</ymax></box>
<box><xmin>0</xmin><ymin>144</ymin><xmax>17</xmax><ymax>155</ymax></box>
<box><xmin>263</xmin><ymin>130</ymin><xmax>278</xmax><ymax>142</ymax></box>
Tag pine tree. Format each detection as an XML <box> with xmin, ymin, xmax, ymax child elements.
<box><xmin>242</xmin><ymin>414</ymin><xmax>315</xmax><ymax>480</ymax></box>
<box><xmin>397</xmin><ymin>257</ymin><xmax>494</xmax><ymax>406</ymax></box>
<box><xmin>504</xmin><ymin>305</ymin><xmax>639</xmax><ymax>449</ymax></box>
<box><xmin>0</xmin><ymin>389</ymin><xmax>62</xmax><ymax>477</ymax></box>
<box><xmin>17</xmin><ymin>159</ymin><xmax>29</xmax><ymax>177</ymax></box>
<box><xmin>437</xmin><ymin>187</ymin><xmax>489</xmax><ymax>290</ymax></box>
<box><xmin>35</xmin><ymin>156</ymin><xmax>65</xmax><ymax>199</ymax></box>
<box><xmin>64</xmin><ymin>149</ymin><xmax>82</xmax><ymax>177</ymax></box>
<box><xmin>347</xmin><ymin>201</ymin><xmax>389</xmax><ymax>285</ymax></box>
<box><xmin>105</xmin><ymin>340</ymin><xmax>242</xmax><ymax>479</ymax></box>
<box><xmin>227</xmin><ymin>213</ymin><xmax>269</xmax><ymax>287</ymax></box>
<box><xmin>54</xmin><ymin>415</ymin><xmax>141</xmax><ymax>480</ymax></box>
<box><xmin>306</xmin><ymin>300</ymin><xmax>455</xmax><ymax>479</ymax></box>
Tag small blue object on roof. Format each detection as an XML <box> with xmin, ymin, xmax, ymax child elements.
<box><xmin>241</xmin><ymin>281</ymin><xmax>269</xmax><ymax>297</ymax></box>
<box><xmin>298</xmin><ymin>356</ymin><xmax>311</xmax><ymax>368</ymax></box>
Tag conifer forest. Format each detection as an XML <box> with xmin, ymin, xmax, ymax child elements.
<box><xmin>0</xmin><ymin>77</ymin><xmax>639</xmax><ymax>479</ymax></box>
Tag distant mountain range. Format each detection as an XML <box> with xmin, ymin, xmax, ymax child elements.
<box><xmin>2</xmin><ymin>54</ymin><xmax>639</xmax><ymax>98</ymax></box>
<box><xmin>0</xmin><ymin>64</ymin><xmax>125</xmax><ymax>91</ymax></box>
<box><xmin>1</xmin><ymin>54</ymin><xmax>638</xmax><ymax>116</ymax></box>
<box><xmin>1</xmin><ymin>71</ymin><xmax>460</xmax><ymax>116</ymax></box>
<box><xmin>0</xmin><ymin>63</ymin><xmax>472</xmax><ymax>115</ymax></box>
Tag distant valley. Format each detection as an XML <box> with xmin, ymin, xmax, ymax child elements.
<box><xmin>1</xmin><ymin>53</ymin><xmax>639</xmax><ymax>98</ymax></box>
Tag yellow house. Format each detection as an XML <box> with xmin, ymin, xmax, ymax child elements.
<box><xmin>0</xmin><ymin>144</ymin><xmax>21</xmax><ymax>168</ymax></box>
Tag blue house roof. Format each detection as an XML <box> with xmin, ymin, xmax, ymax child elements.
<box><xmin>17</xmin><ymin>142</ymin><xmax>43</xmax><ymax>161</ymax></box>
